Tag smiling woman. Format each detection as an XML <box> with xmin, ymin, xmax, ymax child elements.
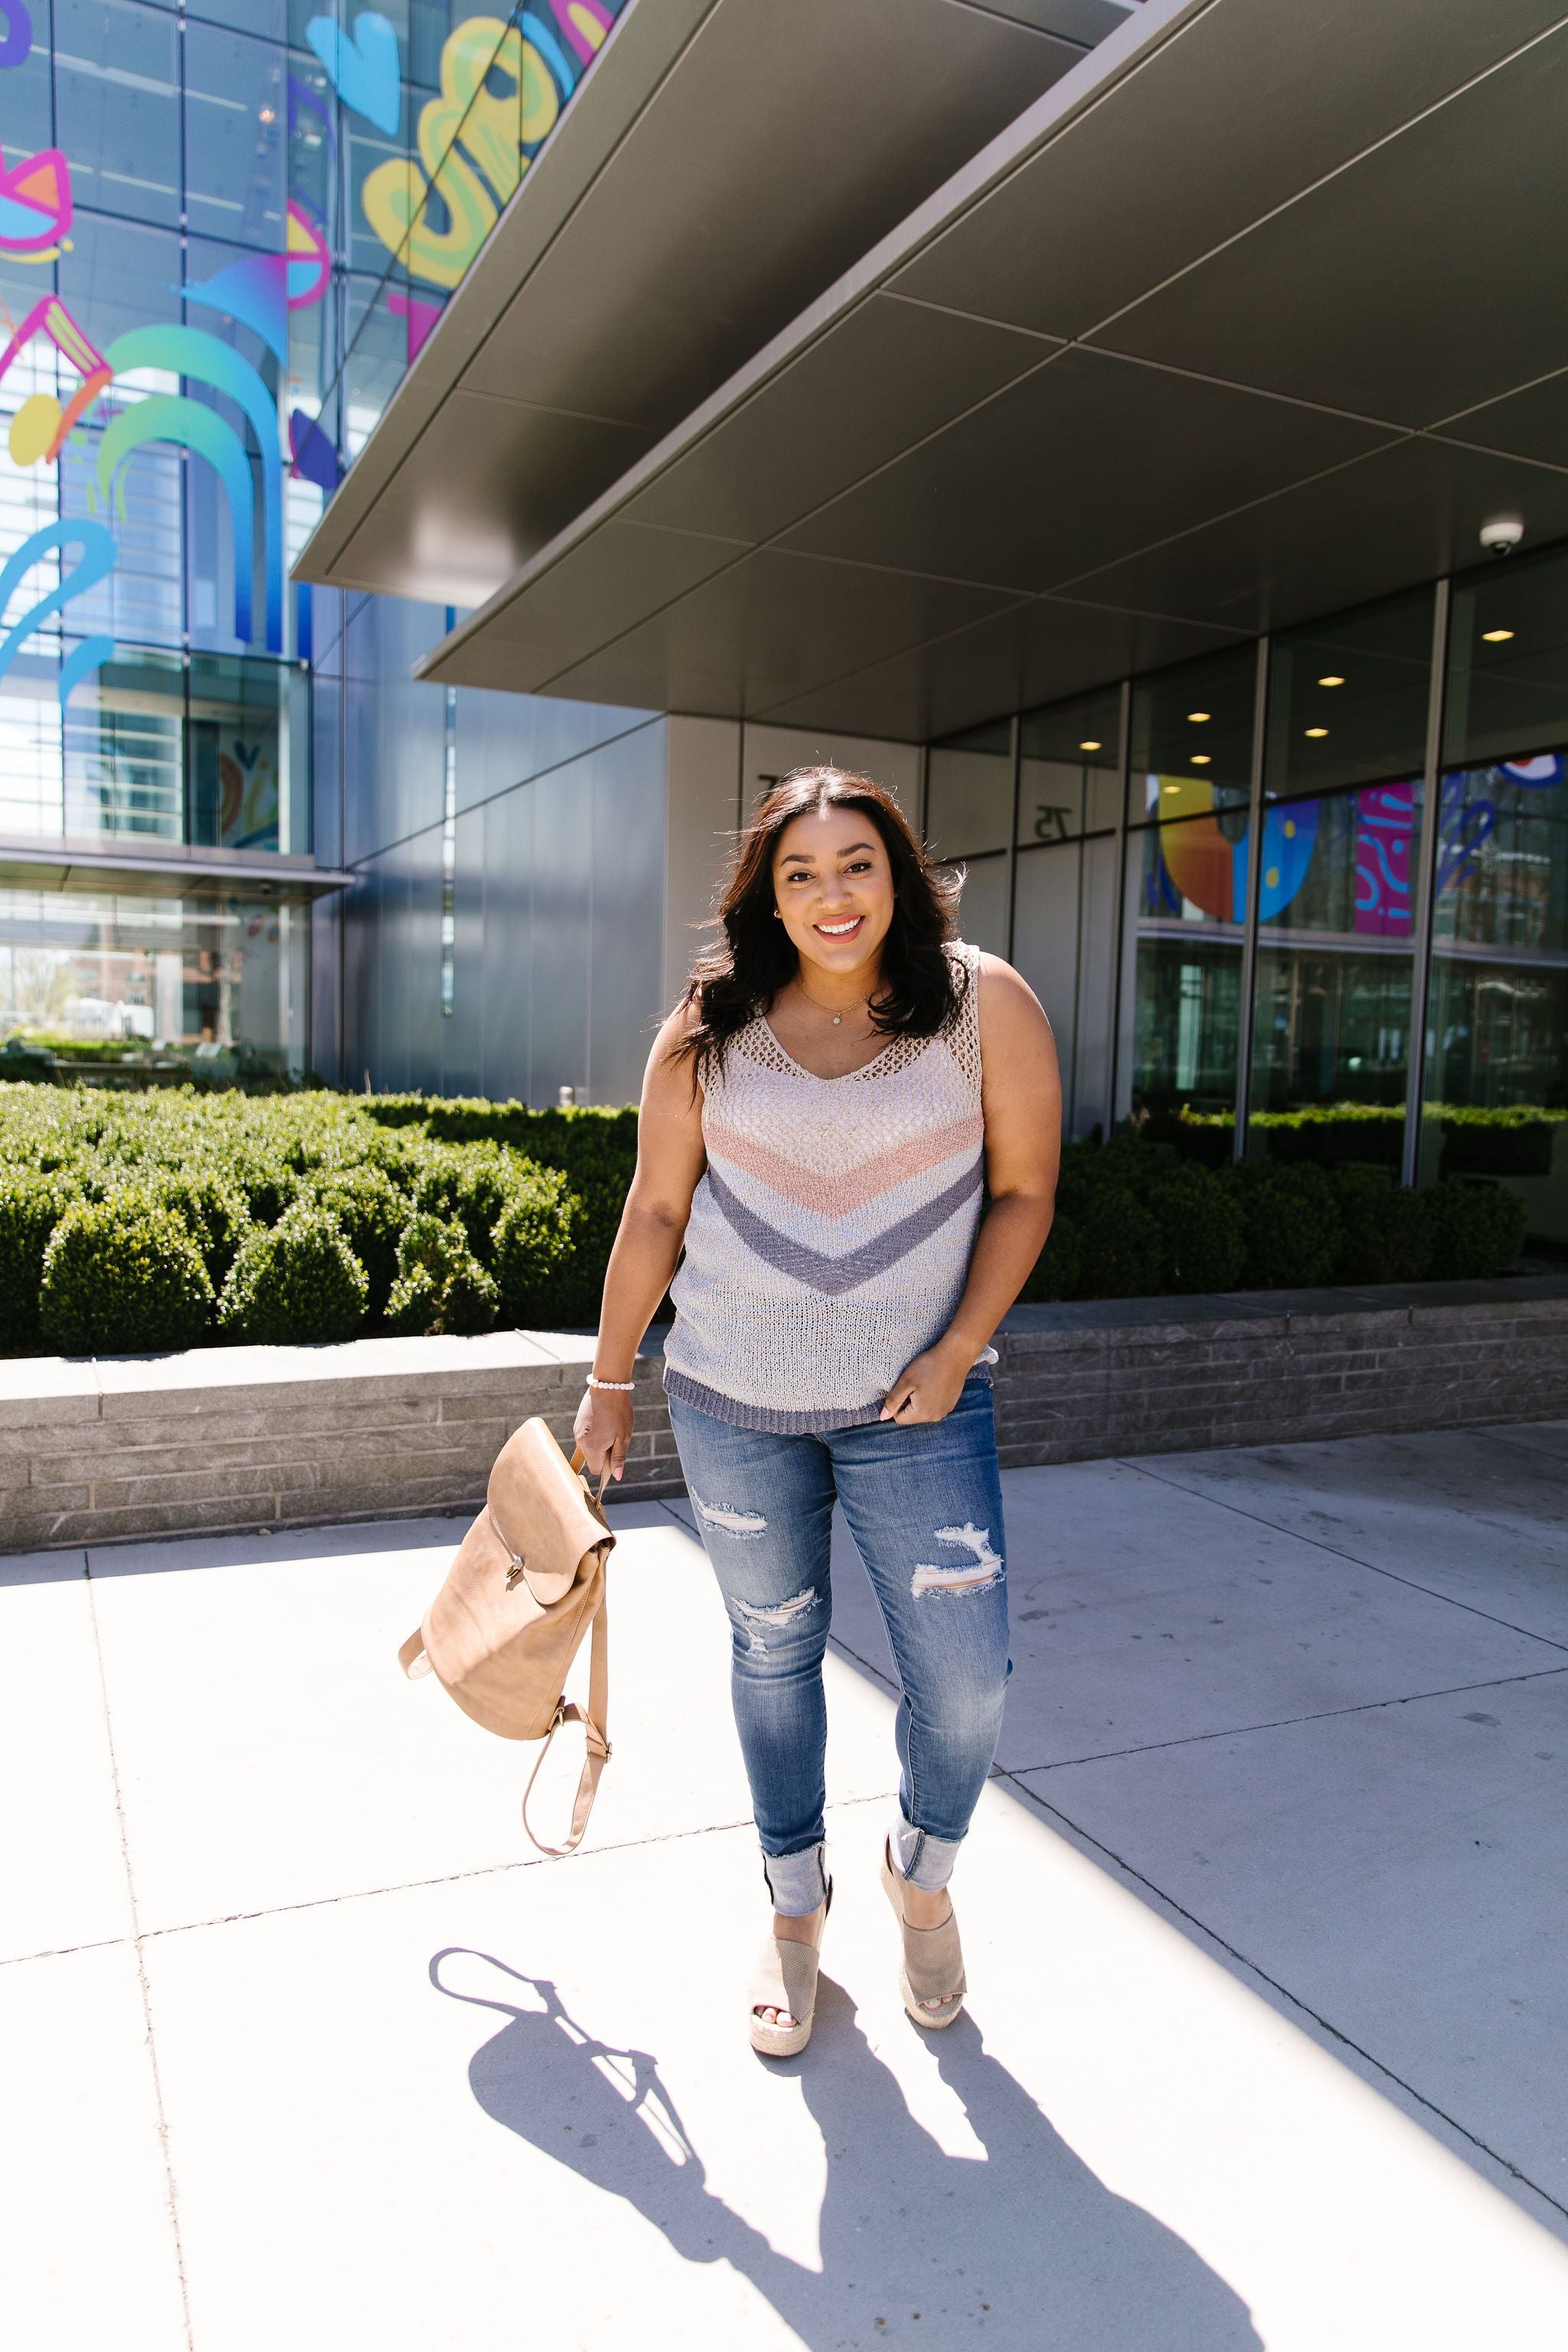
<box><xmin>573</xmin><ymin>765</ymin><xmax>1062</xmax><ymax>2061</ymax></box>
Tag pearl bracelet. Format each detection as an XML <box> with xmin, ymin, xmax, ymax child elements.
<box><xmin>585</xmin><ymin>1373</ymin><xmax>635</xmax><ymax>1392</ymax></box>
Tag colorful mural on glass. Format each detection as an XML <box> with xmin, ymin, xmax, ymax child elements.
<box><xmin>1149</xmin><ymin>774</ymin><xmax>1318</xmax><ymax>924</ymax></box>
<box><xmin>0</xmin><ymin>2</ymin><xmax>625</xmax><ymax>701</ymax></box>
<box><xmin>356</xmin><ymin>5</ymin><xmax>619</xmax><ymax>290</ymax></box>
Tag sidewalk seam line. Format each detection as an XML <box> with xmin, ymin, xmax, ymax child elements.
<box><xmin>85</xmin><ymin>1565</ymin><xmax>196</xmax><ymax>2350</ymax></box>
<box><xmin>126</xmin><ymin>1794</ymin><xmax>901</xmax><ymax>1945</ymax></box>
<box><xmin>1003</xmin><ymin>1661</ymin><xmax>1568</xmax><ymax>1775</ymax></box>
<box><xmin>1000</xmin><ymin>1766</ymin><xmax>1568</xmax><ymax>2228</ymax></box>
<box><xmin>1119</xmin><ymin>1456</ymin><xmax>1568</xmax><ymax>1655</ymax></box>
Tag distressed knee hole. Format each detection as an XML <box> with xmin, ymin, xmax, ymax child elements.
<box><xmin>731</xmin><ymin>1585</ymin><xmax>818</xmax><ymax>1655</ymax></box>
<box><xmin>910</xmin><ymin>1521</ymin><xmax>1004</xmax><ymax>1598</ymax></box>
<box><xmin>692</xmin><ymin>1491</ymin><xmax>767</xmax><ymax>1538</ymax></box>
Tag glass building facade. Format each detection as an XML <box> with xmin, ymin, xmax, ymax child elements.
<box><xmin>928</xmin><ymin>541</ymin><xmax>1568</xmax><ymax>1246</ymax></box>
<box><xmin>0</xmin><ymin>1</ymin><xmax>626</xmax><ymax>1076</ymax></box>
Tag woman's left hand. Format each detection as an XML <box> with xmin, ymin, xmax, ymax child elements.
<box><xmin>880</xmin><ymin>1338</ymin><xmax>972</xmax><ymax>1424</ymax></box>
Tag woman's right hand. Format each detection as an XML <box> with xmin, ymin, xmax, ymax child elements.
<box><xmin>573</xmin><ymin>1383</ymin><xmax>633</xmax><ymax>1485</ymax></box>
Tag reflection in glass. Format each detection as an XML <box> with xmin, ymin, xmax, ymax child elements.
<box><xmin>1421</xmin><ymin>754</ymin><xmax>1568</xmax><ymax>1237</ymax></box>
<box><xmin>188</xmin><ymin>655</ymin><xmax>309</xmax><ymax>854</ymax></box>
<box><xmin>1130</xmin><ymin>645</ymin><xmax>1255</xmax><ymax>821</ymax></box>
<box><xmin>1129</xmin><ymin>815</ymin><xmax>1242</xmax><ymax>1122</ymax></box>
<box><xmin>926</xmin><ymin>720</ymin><xmax>1011</xmax><ymax>860</ymax></box>
<box><xmin>1246</xmin><ymin>782</ymin><xmax>1422</xmax><ymax>1165</ymax></box>
<box><xmin>63</xmin><ymin>648</ymin><xmax>185</xmax><ymax>842</ymax></box>
<box><xmin>1264</xmin><ymin>587</ymin><xmax>1432</xmax><ymax>803</ymax></box>
<box><xmin>0</xmin><ymin>889</ymin><xmax>307</xmax><ymax>1073</ymax></box>
<box><xmin>1017</xmin><ymin>688</ymin><xmax>1121</xmax><ymax>844</ymax></box>
<box><xmin>1446</xmin><ymin>541</ymin><xmax>1568</xmax><ymax>769</ymax></box>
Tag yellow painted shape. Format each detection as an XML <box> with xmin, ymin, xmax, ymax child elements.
<box><xmin>9</xmin><ymin>391</ymin><xmax>62</xmax><ymax>467</ymax></box>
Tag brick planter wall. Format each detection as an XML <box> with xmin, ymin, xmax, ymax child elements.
<box><xmin>3</xmin><ymin>1276</ymin><xmax>1565</xmax><ymax>1553</ymax></box>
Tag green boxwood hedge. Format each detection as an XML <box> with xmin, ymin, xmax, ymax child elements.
<box><xmin>0</xmin><ymin>1081</ymin><xmax>1539</xmax><ymax>1359</ymax></box>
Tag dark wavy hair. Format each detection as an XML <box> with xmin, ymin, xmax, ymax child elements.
<box><xmin>675</xmin><ymin>766</ymin><xmax>965</xmax><ymax>1074</ymax></box>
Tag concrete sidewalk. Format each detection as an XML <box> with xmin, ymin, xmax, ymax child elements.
<box><xmin>5</xmin><ymin>1424</ymin><xmax>1568</xmax><ymax>2348</ymax></box>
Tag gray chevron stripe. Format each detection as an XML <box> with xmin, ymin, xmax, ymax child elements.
<box><xmin>705</xmin><ymin>1156</ymin><xmax>983</xmax><ymax>1295</ymax></box>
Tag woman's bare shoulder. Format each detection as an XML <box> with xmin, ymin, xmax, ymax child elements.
<box><xmin>974</xmin><ymin>950</ymin><xmax>1052</xmax><ymax>1034</ymax></box>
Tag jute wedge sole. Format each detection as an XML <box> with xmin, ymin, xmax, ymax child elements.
<box><xmin>748</xmin><ymin>1882</ymin><xmax>832</xmax><ymax>2058</ymax></box>
<box><xmin>880</xmin><ymin>1842</ymin><xmax>965</xmax><ymax>2029</ymax></box>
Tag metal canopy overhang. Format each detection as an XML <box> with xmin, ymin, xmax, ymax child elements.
<box><xmin>0</xmin><ymin>844</ymin><xmax>353</xmax><ymax>900</ymax></box>
<box><xmin>403</xmin><ymin>0</ymin><xmax>1568</xmax><ymax>742</ymax></box>
<box><xmin>292</xmin><ymin>0</ymin><xmax>1120</xmax><ymax>609</ymax></box>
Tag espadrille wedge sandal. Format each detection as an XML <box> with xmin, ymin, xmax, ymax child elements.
<box><xmin>749</xmin><ymin>1881</ymin><xmax>833</xmax><ymax>2058</ymax></box>
<box><xmin>880</xmin><ymin>1841</ymin><xmax>965</xmax><ymax>2028</ymax></box>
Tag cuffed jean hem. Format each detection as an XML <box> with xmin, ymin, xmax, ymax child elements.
<box><xmin>891</xmin><ymin>1815</ymin><xmax>964</xmax><ymax>1894</ymax></box>
<box><xmin>763</xmin><ymin>1842</ymin><xmax>829</xmax><ymax>1917</ymax></box>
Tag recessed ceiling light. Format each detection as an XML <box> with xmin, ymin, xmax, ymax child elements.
<box><xmin>1317</xmin><ymin>675</ymin><xmax>1344</xmax><ymax>688</ymax></box>
<box><xmin>1305</xmin><ymin>727</ymin><xmax>1328</xmax><ymax>739</ymax></box>
<box><xmin>1481</xmin><ymin>628</ymin><xmax>1514</xmax><ymax>643</ymax></box>
<box><xmin>1161</xmin><ymin>781</ymin><xmax>1181</xmax><ymax>794</ymax></box>
<box><xmin>1187</xmin><ymin>710</ymin><xmax>1210</xmax><ymax>723</ymax></box>
<box><xmin>1191</xmin><ymin>754</ymin><xmax>1211</xmax><ymax>766</ymax></box>
<box><xmin>1079</xmin><ymin>739</ymin><xmax>1102</xmax><ymax>752</ymax></box>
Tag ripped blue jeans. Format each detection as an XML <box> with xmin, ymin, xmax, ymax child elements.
<box><xmin>669</xmin><ymin>1377</ymin><xmax>1010</xmax><ymax>1912</ymax></box>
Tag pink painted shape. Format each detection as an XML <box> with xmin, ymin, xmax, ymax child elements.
<box><xmin>560</xmin><ymin>0</ymin><xmax>613</xmax><ymax>62</ymax></box>
<box><xmin>0</xmin><ymin>142</ymin><xmax>70</xmax><ymax>250</ymax></box>
<box><xmin>387</xmin><ymin>289</ymin><xmax>443</xmax><ymax>363</ymax></box>
<box><xmin>1353</xmin><ymin>781</ymin><xmax>1415</xmax><ymax>936</ymax></box>
<box><xmin>706</xmin><ymin>1113</ymin><xmax>984</xmax><ymax>1219</ymax></box>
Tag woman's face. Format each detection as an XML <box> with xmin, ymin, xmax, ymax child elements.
<box><xmin>771</xmin><ymin>802</ymin><xmax>896</xmax><ymax>981</ymax></box>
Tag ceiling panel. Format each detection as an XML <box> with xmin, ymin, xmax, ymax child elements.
<box><xmin>426</xmin><ymin>521</ymin><xmax>748</xmax><ymax>689</ymax></box>
<box><xmin>890</xmin><ymin>0</ymin><xmax>1566</xmax><ymax>341</ymax></box>
<box><xmin>779</xmin><ymin>348</ymin><xmax>1396</xmax><ymax>593</ymax></box>
<box><xmin>755</xmin><ymin>593</ymin><xmax>1247</xmax><ymax>738</ymax></box>
<box><xmin>1435</xmin><ymin>371</ymin><xmax>1568</xmax><ymax>472</ymax></box>
<box><xmin>475</xmin><ymin>549</ymin><xmax>1024</xmax><ymax>713</ymax></box>
<box><xmin>1089</xmin><ymin>25</ymin><xmax>1568</xmax><ymax>426</ymax></box>
<box><xmin>1060</xmin><ymin>437</ymin><xmax>1568</xmax><ymax>635</ymax></box>
<box><xmin>334</xmin><ymin>394</ymin><xmax>655</xmax><ymax>607</ymax></box>
<box><xmin>456</xmin><ymin>0</ymin><xmax>1085</xmax><ymax>433</ymax></box>
<box><xmin>623</xmin><ymin>296</ymin><xmax>1056</xmax><ymax>546</ymax></box>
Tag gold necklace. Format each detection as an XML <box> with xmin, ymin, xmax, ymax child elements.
<box><xmin>795</xmin><ymin>979</ymin><xmax>867</xmax><ymax>1028</ymax></box>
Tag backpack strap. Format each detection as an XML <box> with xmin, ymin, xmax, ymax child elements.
<box><xmin>521</xmin><ymin>1588</ymin><xmax>610</xmax><ymax>1857</ymax></box>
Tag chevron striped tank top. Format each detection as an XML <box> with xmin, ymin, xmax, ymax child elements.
<box><xmin>663</xmin><ymin>943</ymin><xmax>989</xmax><ymax>1433</ymax></box>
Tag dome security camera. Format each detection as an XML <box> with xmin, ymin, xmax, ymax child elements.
<box><xmin>1480</xmin><ymin>514</ymin><xmax>1524</xmax><ymax>555</ymax></box>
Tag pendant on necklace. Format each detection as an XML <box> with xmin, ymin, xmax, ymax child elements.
<box><xmin>831</xmin><ymin>1014</ymin><xmax>841</xmax><ymax>1026</ymax></box>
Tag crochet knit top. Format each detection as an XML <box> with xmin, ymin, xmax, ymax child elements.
<box><xmin>663</xmin><ymin>942</ymin><xmax>990</xmax><ymax>1433</ymax></box>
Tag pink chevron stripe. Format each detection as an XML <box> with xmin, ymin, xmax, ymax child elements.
<box><xmin>707</xmin><ymin>1113</ymin><xmax>984</xmax><ymax>1219</ymax></box>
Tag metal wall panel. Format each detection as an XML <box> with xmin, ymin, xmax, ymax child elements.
<box><xmin>589</xmin><ymin>726</ymin><xmax>668</xmax><ymax>1106</ymax></box>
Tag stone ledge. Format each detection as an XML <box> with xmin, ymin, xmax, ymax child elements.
<box><xmin>2</xmin><ymin>1275</ymin><xmax>1565</xmax><ymax>1551</ymax></box>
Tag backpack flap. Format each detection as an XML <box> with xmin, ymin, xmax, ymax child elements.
<box><xmin>486</xmin><ymin>1416</ymin><xmax>614</xmax><ymax>1604</ymax></box>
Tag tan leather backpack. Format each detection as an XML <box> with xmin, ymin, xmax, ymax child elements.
<box><xmin>398</xmin><ymin>1417</ymin><xmax>614</xmax><ymax>1856</ymax></box>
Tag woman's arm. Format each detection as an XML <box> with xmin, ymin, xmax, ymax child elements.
<box><xmin>573</xmin><ymin>1008</ymin><xmax>708</xmax><ymax>1481</ymax></box>
<box><xmin>881</xmin><ymin>954</ymin><xmax>1061</xmax><ymax>1424</ymax></box>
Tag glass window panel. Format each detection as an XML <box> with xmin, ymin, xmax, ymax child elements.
<box><xmin>952</xmin><ymin>851</ymin><xmax>1009</xmax><ymax>957</ymax></box>
<box><xmin>1017</xmin><ymin>687</ymin><xmax>1121</xmax><ymax>844</ymax></box>
<box><xmin>343</xmin><ymin>273</ymin><xmax>411</xmax><ymax>459</ymax></box>
<box><xmin>185</xmin><ymin>24</ymin><xmax>286</xmax><ymax>251</ymax></box>
<box><xmin>1130</xmin><ymin>646</ymin><xmax>1256</xmax><ymax>825</ymax></box>
<box><xmin>53</xmin><ymin>0</ymin><xmax>181</xmax><ymax>229</ymax></box>
<box><xmin>1128</xmin><ymin>815</ymin><xmax>1242</xmax><ymax>1129</ymax></box>
<box><xmin>63</xmin><ymin>646</ymin><xmax>185</xmax><ymax>843</ymax></box>
<box><xmin>1445</xmin><ymin>541</ymin><xmax>1568</xmax><ymax>769</ymax></box>
<box><xmin>1264</xmin><ymin>587</ymin><xmax>1433</xmax><ymax>804</ymax></box>
<box><xmin>926</xmin><ymin>720</ymin><xmax>1011</xmax><ymax>859</ymax></box>
<box><xmin>1246</xmin><ymin>782</ymin><xmax>1424</xmax><ymax>1169</ymax></box>
<box><xmin>1419</xmin><ymin>754</ymin><xmax>1568</xmax><ymax>1240</ymax></box>
<box><xmin>194</xmin><ymin>1</ymin><xmax>286</xmax><ymax>34</ymax></box>
<box><xmin>0</xmin><ymin>888</ymin><xmax>307</xmax><ymax>1072</ymax></box>
<box><xmin>188</xmin><ymin>654</ymin><xmax>309</xmax><ymax>854</ymax></box>
<box><xmin>0</xmin><ymin>648</ymin><xmax>64</xmax><ymax>838</ymax></box>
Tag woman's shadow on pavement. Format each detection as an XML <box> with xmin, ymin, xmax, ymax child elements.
<box><xmin>434</xmin><ymin>1948</ymin><xmax>1262</xmax><ymax>2350</ymax></box>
